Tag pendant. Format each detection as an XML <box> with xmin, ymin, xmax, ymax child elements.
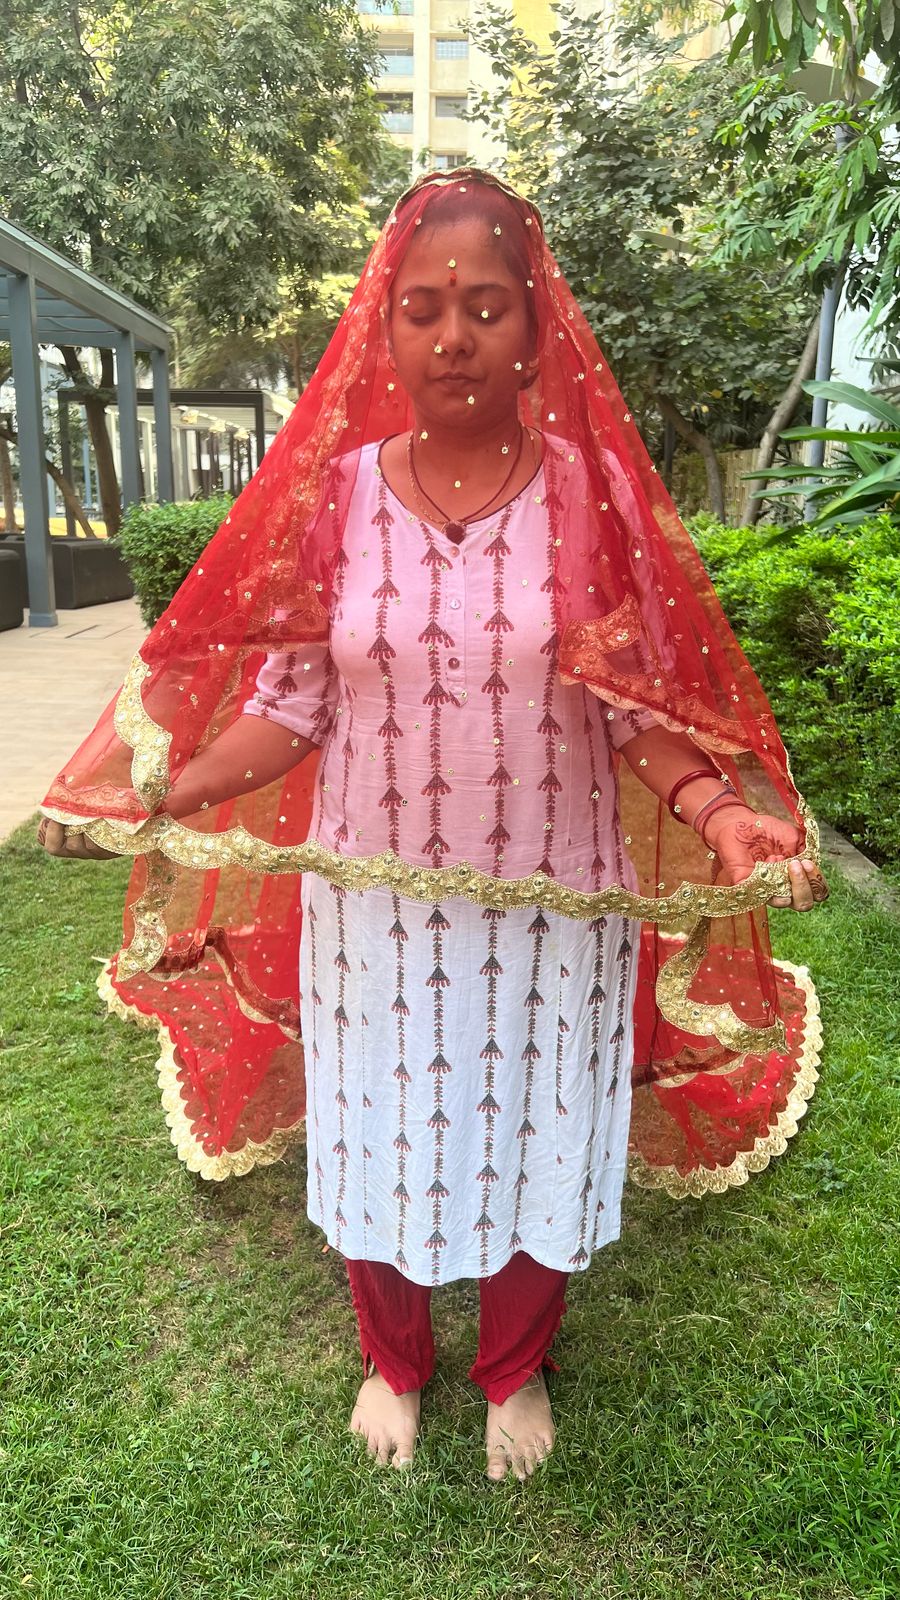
<box><xmin>444</xmin><ymin>520</ymin><xmax>466</xmax><ymax>545</ymax></box>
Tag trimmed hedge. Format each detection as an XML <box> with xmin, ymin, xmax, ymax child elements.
<box><xmin>687</xmin><ymin>511</ymin><xmax>900</xmax><ymax>875</ymax></box>
<box><xmin>113</xmin><ymin>495</ymin><xmax>234</xmax><ymax>627</ymax></box>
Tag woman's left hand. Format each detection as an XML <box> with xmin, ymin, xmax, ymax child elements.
<box><xmin>702</xmin><ymin>805</ymin><xmax>829</xmax><ymax>911</ymax></box>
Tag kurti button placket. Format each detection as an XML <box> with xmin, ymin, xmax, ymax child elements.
<box><xmin>443</xmin><ymin>552</ymin><xmax>466</xmax><ymax>701</ymax></box>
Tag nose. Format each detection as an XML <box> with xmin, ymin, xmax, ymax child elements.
<box><xmin>436</xmin><ymin>302</ymin><xmax>474</xmax><ymax>359</ymax></box>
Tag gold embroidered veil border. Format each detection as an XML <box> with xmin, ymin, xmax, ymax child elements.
<box><xmin>43</xmin><ymin>647</ymin><xmax>824</xmax><ymax>1060</ymax></box>
<box><xmin>95</xmin><ymin>956</ymin><xmax>821</xmax><ymax>1189</ymax></box>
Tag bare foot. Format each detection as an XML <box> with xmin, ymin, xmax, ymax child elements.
<box><xmin>485</xmin><ymin>1368</ymin><xmax>556</xmax><ymax>1481</ymax></box>
<box><xmin>349</xmin><ymin>1367</ymin><xmax>421</xmax><ymax>1469</ymax></box>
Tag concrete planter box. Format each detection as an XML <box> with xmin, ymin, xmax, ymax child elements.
<box><xmin>0</xmin><ymin>547</ymin><xmax>25</xmax><ymax>631</ymax></box>
<box><xmin>2</xmin><ymin>536</ymin><xmax>134</xmax><ymax>610</ymax></box>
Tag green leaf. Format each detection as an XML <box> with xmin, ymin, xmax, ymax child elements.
<box><xmin>803</xmin><ymin>381</ymin><xmax>900</xmax><ymax>427</ymax></box>
<box><xmin>773</xmin><ymin>0</ymin><xmax>798</xmax><ymax>41</ymax></box>
<box><xmin>780</xmin><ymin>426</ymin><xmax>900</xmax><ymax>444</ymax></box>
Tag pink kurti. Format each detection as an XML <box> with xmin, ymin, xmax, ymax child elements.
<box><xmin>244</xmin><ymin>439</ymin><xmax>657</xmax><ymax>1286</ymax></box>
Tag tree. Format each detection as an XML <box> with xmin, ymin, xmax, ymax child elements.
<box><xmin>470</xmin><ymin>6</ymin><xmax>819</xmax><ymax>517</ymax></box>
<box><xmin>170</xmin><ymin>144</ymin><xmax>413</xmax><ymax>393</ymax></box>
<box><xmin>0</xmin><ymin>0</ymin><xmax>386</xmax><ymax>531</ymax></box>
<box><xmin>708</xmin><ymin>0</ymin><xmax>900</xmax><ymax>516</ymax></box>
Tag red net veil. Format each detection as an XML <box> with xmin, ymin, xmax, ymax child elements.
<box><xmin>43</xmin><ymin>169</ymin><xmax>822</xmax><ymax>1193</ymax></box>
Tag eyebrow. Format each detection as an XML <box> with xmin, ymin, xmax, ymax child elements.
<box><xmin>401</xmin><ymin>281</ymin><xmax>513</xmax><ymax>296</ymax></box>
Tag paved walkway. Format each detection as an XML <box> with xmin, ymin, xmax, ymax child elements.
<box><xmin>1</xmin><ymin>599</ymin><xmax>146</xmax><ymax>841</ymax></box>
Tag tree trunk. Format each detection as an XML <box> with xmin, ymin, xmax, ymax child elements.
<box><xmin>0</xmin><ymin>421</ymin><xmax>94</xmax><ymax>536</ymax></box>
<box><xmin>46</xmin><ymin>459</ymin><xmax>95</xmax><ymax>536</ymax></box>
<box><xmin>744</xmin><ymin>312</ymin><xmax>821</xmax><ymax>526</ymax></box>
<box><xmin>0</xmin><ymin>426</ymin><xmax>18</xmax><ymax>532</ymax></box>
<box><xmin>656</xmin><ymin>395</ymin><xmax>725</xmax><ymax>521</ymax></box>
<box><xmin>59</xmin><ymin>345</ymin><xmax>122</xmax><ymax>536</ymax></box>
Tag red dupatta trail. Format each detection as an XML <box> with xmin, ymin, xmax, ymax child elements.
<box><xmin>42</xmin><ymin>169</ymin><xmax>822</xmax><ymax>1193</ymax></box>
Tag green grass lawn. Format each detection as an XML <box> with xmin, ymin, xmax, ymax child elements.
<box><xmin>2</xmin><ymin>823</ymin><xmax>898</xmax><ymax>1600</ymax></box>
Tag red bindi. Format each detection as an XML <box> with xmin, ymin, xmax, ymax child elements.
<box><xmin>449</xmin><ymin>271</ymin><xmax>457</xmax><ymax>286</ymax></box>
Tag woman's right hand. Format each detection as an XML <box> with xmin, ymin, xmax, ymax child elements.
<box><xmin>37</xmin><ymin>818</ymin><xmax>118</xmax><ymax>860</ymax></box>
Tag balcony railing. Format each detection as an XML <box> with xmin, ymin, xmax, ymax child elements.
<box><xmin>359</xmin><ymin>0</ymin><xmax>413</xmax><ymax>13</ymax></box>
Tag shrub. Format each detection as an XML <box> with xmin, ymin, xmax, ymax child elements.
<box><xmin>113</xmin><ymin>496</ymin><xmax>234</xmax><ymax>627</ymax></box>
<box><xmin>686</xmin><ymin>511</ymin><xmax>900</xmax><ymax>873</ymax></box>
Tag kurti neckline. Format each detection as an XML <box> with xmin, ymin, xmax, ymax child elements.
<box><xmin>373</xmin><ymin>433</ymin><xmax>547</xmax><ymax>544</ymax></box>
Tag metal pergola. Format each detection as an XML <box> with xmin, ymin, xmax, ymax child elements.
<box><xmin>0</xmin><ymin>216</ymin><xmax>174</xmax><ymax>626</ymax></box>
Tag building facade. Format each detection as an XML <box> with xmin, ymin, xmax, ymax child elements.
<box><xmin>360</xmin><ymin>0</ymin><xmax>557</xmax><ymax>173</ymax></box>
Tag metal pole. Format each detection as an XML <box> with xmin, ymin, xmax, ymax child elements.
<box><xmin>150</xmin><ymin>345</ymin><xmax>175</xmax><ymax>502</ymax></box>
<box><xmin>115</xmin><ymin>331</ymin><xmax>142</xmax><ymax>508</ymax></box>
<box><xmin>8</xmin><ymin>270</ymin><xmax>56</xmax><ymax>626</ymax></box>
<box><xmin>804</xmin><ymin>125</ymin><xmax>852</xmax><ymax>520</ymax></box>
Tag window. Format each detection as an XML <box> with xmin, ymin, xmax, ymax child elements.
<box><xmin>359</xmin><ymin>0</ymin><xmax>413</xmax><ymax>13</ymax></box>
<box><xmin>380</xmin><ymin>42</ymin><xmax>414</xmax><ymax>74</ymax></box>
<box><xmin>378</xmin><ymin>92</ymin><xmax>413</xmax><ymax>133</ymax></box>
<box><xmin>434</xmin><ymin>153</ymin><xmax>467</xmax><ymax>169</ymax></box>
<box><xmin>435</xmin><ymin>38</ymin><xmax>468</xmax><ymax>59</ymax></box>
<box><xmin>435</xmin><ymin>95</ymin><xmax>468</xmax><ymax>118</ymax></box>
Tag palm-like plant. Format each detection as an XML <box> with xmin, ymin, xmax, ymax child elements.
<box><xmin>747</xmin><ymin>380</ymin><xmax>900</xmax><ymax>529</ymax></box>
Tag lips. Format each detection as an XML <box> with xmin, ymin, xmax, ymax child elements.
<box><xmin>438</xmin><ymin>372</ymin><xmax>479</xmax><ymax>384</ymax></box>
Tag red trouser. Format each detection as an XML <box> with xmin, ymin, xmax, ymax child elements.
<box><xmin>345</xmin><ymin>1251</ymin><xmax>570</xmax><ymax>1405</ymax></box>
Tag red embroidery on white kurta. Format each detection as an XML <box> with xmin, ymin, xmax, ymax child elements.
<box><xmin>424</xmin><ymin>901</ymin><xmax>452</xmax><ymax>1282</ymax></box>
<box><xmin>307</xmin><ymin>901</ymin><xmax>325</xmax><ymax>1222</ymax></box>
<box><xmin>371</xmin><ymin>479</ymin><xmax>404</xmax><ymax>851</ymax></box>
<box><xmin>419</xmin><ymin>525</ymin><xmax>456</xmax><ymax>864</ymax></box>
<box><xmin>482</xmin><ymin>506</ymin><xmax>514</xmax><ymax>868</ymax></box>
<box><xmin>475</xmin><ymin>905</ymin><xmax>505</xmax><ymax>1271</ymax></box>
<box><xmin>556</xmin><ymin>962</ymin><xmax>570</xmax><ymax>1120</ymax></box>
<box><xmin>590</xmin><ymin>926</ymin><xmax>632</xmax><ymax>1248</ymax></box>
<box><xmin>389</xmin><ymin>895</ymin><xmax>412</xmax><ymax>1272</ymax></box>
<box><xmin>537</xmin><ymin>508</ymin><xmax>563</xmax><ymax>874</ymax></box>
<box><xmin>511</xmin><ymin>909</ymin><xmax>548</xmax><ymax>1251</ymax></box>
<box><xmin>331</xmin><ymin>886</ymin><xmax>350</xmax><ymax>1248</ymax></box>
<box><xmin>570</xmin><ymin>914</ymin><xmax>607</xmax><ymax>1265</ymax></box>
<box><xmin>582</xmin><ymin>689</ymin><xmax>607</xmax><ymax>886</ymax></box>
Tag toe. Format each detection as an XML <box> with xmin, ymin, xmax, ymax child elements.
<box><xmin>485</xmin><ymin>1447</ymin><xmax>509</xmax><ymax>1481</ymax></box>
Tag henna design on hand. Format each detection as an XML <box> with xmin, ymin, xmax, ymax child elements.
<box><xmin>733</xmin><ymin>817</ymin><xmax>780</xmax><ymax>862</ymax></box>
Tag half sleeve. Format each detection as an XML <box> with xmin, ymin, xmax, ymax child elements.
<box><xmin>597</xmin><ymin>699</ymin><xmax>661</xmax><ymax>751</ymax></box>
<box><xmin>242</xmin><ymin>641</ymin><xmax>339</xmax><ymax>747</ymax></box>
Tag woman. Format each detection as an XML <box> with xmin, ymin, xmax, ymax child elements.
<box><xmin>39</xmin><ymin>170</ymin><xmax>828</xmax><ymax>1482</ymax></box>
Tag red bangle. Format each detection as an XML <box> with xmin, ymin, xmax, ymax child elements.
<box><xmin>666</xmin><ymin>767</ymin><xmax>723</xmax><ymax>819</ymax></box>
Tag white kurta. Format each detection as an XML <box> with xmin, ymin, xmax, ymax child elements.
<box><xmin>245</xmin><ymin>439</ymin><xmax>655</xmax><ymax>1286</ymax></box>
